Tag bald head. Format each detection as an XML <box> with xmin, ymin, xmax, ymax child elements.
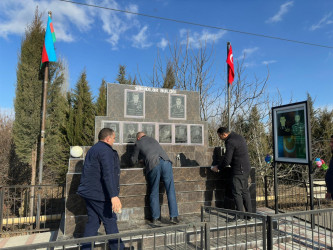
<box><xmin>136</xmin><ymin>132</ymin><xmax>146</xmax><ymax>140</ymax></box>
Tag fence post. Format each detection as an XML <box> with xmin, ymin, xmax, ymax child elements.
<box><xmin>264</xmin><ymin>176</ymin><xmax>268</xmax><ymax>208</ymax></box>
<box><xmin>201</xmin><ymin>206</ymin><xmax>204</xmax><ymax>249</ymax></box>
<box><xmin>0</xmin><ymin>187</ymin><xmax>4</xmax><ymax>233</ymax></box>
<box><xmin>267</xmin><ymin>216</ymin><xmax>273</xmax><ymax>250</ymax></box>
<box><xmin>205</xmin><ymin>222</ymin><xmax>210</xmax><ymax>250</ymax></box>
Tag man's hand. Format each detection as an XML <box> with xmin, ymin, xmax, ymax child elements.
<box><xmin>111</xmin><ymin>196</ymin><xmax>122</xmax><ymax>213</ymax></box>
<box><xmin>211</xmin><ymin>165</ymin><xmax>219</xmax><ymax>173</ymax></box>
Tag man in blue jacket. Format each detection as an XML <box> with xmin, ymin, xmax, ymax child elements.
<box><xmin>211</xmin><ymin>127</ymin><xmax>252</xmax><ymax>221</ymax></box>
<box><xmin>325</xmin><ymin>135</ymin><xmax>333</xmax><ymax>200</ymax></box>
<box><xmin>77</xmin><ymin>128</ymin><xmax>124</xmax><ymax>250</ymax></box>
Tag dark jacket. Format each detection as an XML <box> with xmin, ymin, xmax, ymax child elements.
<box><xmin>131</xmin><ymin>135</ymin><xmax>170</xmax><ymax>174</ymax></box>
<box><xmin>218</xmin><ymin>132</ymin><xmax>251</xmax><ymax>175</ymax></box>
<box><xmin>77</xmin><ymin>141</ymin><xmax>120</xmax><ymax>201</ymax></box>
<box><xmin>325</xmin><ymin>156</ymin><xmax>333</xmax><ymax>193</ymax></box>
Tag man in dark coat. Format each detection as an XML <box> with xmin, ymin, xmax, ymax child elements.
<box><xmin>131</xmin><ymin>132</ymin><xmax>179</xmax><ymax>225</ymax></box>
<box><xmin>77</xmin><ymin>128</ymin><xmax>124</xmax><ymax>250</ymax></box>
<box><xmin>325</xmin><ymin>135</ymin><xmax>333</xmax><ymax>200</ymax></box>
<box><xmin>211</xmin><ymin>127</ymin><xmax>252</xmax><ymax>221</ymax></box>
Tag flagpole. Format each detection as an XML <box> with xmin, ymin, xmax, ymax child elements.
<box><xmin>227</xmin><ymin>42</ymin><xmax>231</xmax><ymax>131</ymax></box>
<box><xmin>38</xmin><ymin>11</ymin><xmax>52</xmax><ymax>186</ymax></box>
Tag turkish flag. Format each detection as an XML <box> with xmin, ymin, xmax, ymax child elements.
<box><xmin>226</xmin><ymin>45</ymin><xmax>234</xmax><ymax>84</ymax></box>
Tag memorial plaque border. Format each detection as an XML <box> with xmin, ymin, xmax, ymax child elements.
<box><xmin>169</xmin><ymin>94</ymin><xmax>186</xmax><ymax>120</ymax></box>
<box><xmin>124</xmin><ymin>89</ymin><xmax>145</xmax><ymax>118</ymax></box>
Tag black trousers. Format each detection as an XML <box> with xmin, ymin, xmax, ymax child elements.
<box><xmin>231</xmin><ymin>173</ymin><xmax>252</xmax><ymax>218</ymax></box>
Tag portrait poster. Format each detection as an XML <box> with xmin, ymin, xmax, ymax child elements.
<box><xmin>190</xmin><ymin>125</ymin><xmax>203</xmax><ymax>144</ymax></box>
<box><xmin>102</xmin><ymin>121</ymin><xmax>120</xmax><ymax>143</ymax></box>
<box><xmin>159</xmin><ymin>124</ymin><xmax>172</xmax><ymax>143</ymax></box>
<box><xmin>175</xmin><ymin>124</ymin><xmax>188</xmax><ymax>144</ymax></box>
<box><xmin>141</xmin><ymin>123</ymin><xmax>156</xmax><ymax>139</ymax></box>
<box><xmin>123</xmin><ymin>123</ymin><xmax>138</xmax><ymax>143</ymax></box>
<box><xmin>125</xmin><ymin>90</ymin><xmax>144</xmax><ymax>118</ymax></box>
<box><xmin>169</xmin><ymin>94</ymin><xmax>186</xmax><ymax>119</ymax></box>
<box><xmin>272</xmin><ymin>101</ymin><xmax>310</xmax><ymax>164</ymax></box>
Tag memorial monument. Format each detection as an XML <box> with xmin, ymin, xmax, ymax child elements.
<box><xmin>63</xmin><ymin>83</ymin><xmax>256</xmax><ymax>239</ymax></box>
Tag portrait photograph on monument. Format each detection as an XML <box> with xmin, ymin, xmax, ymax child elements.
<box><xmin>123</xmin><ymin>123</ymin><xmax>139</xmax><ymax>143</ymax></box>
<box><xmin>141</xmin><ymin>123</ymin><xmax>156</xmax><ymax>139</ymax></box>
<box><xmin>175</xmin><ymin>124</ymin><xmax>188</xmax><ymax>144</ymax></box>
<box><xmin>169</xmin><ymin>94</ymin><xmax>186</xmax><ymax>119</ymax></box>
<box><xmin>159</xmin><ymin>124</ymin><xmax>172</xmax><ymax>143</ymax></box>
<box><xmin>125</xmin><ymin>90</ymin><xmax>144</xmax><ymax>118</ymax></box>
<box><xmin>272</xmin><ymin>101</ymin><xmax>309</xmax><ymax>164</ymax></box>
<box><xmin>102</xmin><ymin>121</ymin><xmax>120</xmax><ymax>143</ymax></box>
<box><xmin>190</xmin><ymin>125</ymin><xmax>203</xmax><ymax>144</ymax></box>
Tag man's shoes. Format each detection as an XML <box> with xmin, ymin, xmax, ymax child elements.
<box><xmin>170</xmin><ymin>217</ymin><xmax>180</xmax><ymax>224</ymax></box>
<box><xmin>151</xmin><ymin>218</ymin><xmax>162</xmax><ymax>226</ymax></box>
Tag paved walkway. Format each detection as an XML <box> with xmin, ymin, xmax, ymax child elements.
<box><xmin>0</xmin><ymin>231</ymin><xmax>57</xmax><ymax>248</ymax></box>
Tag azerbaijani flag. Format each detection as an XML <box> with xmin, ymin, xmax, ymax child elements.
<box><xmin>41</xmin><ymin>15</ymin><xmax>56</xmax><ymax>63</ymax></box>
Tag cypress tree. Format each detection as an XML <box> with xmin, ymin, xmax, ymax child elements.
<box><xmin>96</xmin><ymin>79</ymin><xmax>107</xmax><ymax>116</ymax></box>
<box><xmin>70</xmin><ymin>70</ymin><xmax>95</xmax><ymax>146</ymax></box>
<box><xmin>116</xmin><ymin>65</ymin><xmax>132</xmax><ymax>85</ymax></box>
<box><xmin>13</xmin><ymin>9</ymin><xmax>44</xmax><ymax>185</ymax></box>
<box><xmin>163</xmin><ymin>62</ymin><xmax>175</xmax><ymax>89</ymax></box>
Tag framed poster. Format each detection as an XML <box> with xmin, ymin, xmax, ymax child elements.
<box><xmin>125</xmin><ymin>90</ymin><xmax>145</xmax><ymax>118</ymax></box>
<box><xmin>272</xmin><ymin>101</ymin><xmax>310</xmax><ymax>164</ymax></box>
<box><xmin>141</xmin><ymin>123</ymin><xmax>156</xmax><ymax>139</ymax></box>
<box><xmin>123</xmin><ymin>123</ymin><xmax>138</xmax><ymax>143</ymax></box>
<box><xmin>102</xmin><ymin>121</ymin><xmax>120</xmax><ymax>143</ymax></box>
<box><xmin>175</xmin><ymin>124</ymin><xmax>188</xmax><ymax>144</ymax></box>
<box><xmin>159</xmin><ymin>124</ymin><xmax>172</xmax><ymax>144</ymax></box>
<box><xmin>169</xmin><ymin>94</ymin><xmax>186</xmax><ymax>120</ymax></box>
<box><xmin>190</xmin><ymin>125</ymin><xmax>203</xmax><ymax>144</ymax></box>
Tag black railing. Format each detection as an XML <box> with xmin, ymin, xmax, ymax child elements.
<box><xmin>1</xmin><ymin>221</ymin><xmax>210</xmax><ymax>250</ymax></box>
<box><xmin>202</xmin><ymin>206</ymin><xmax>267</xmax><ymax>249</ymax></box>
<box><xmin>256</xmin><ymin>175</ymin><xmax>333</xmax><ymax>212</ymax></box>
<box><xmin>0</xmin><ymin>184</ymin><xmax>65</xmax><ymax>235</ymax></box>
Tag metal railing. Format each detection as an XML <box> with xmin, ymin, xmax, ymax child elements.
<box><xmin>256</xmin><ymin>175</ymin><xmax>333</xmax><ymax>212</ymax></box>
<box><xmin>0</xmin><ymin>184</ymin><xmax>65</xmax><ymax>235</ymax></box>
<box><xmin>267</xmin><ymin>208</ymin><xmax>333</xmax><ymax>249</ymax></box>
<box><xmin>2</xmin><ymin>221</ymin><xmax>210</xmax><ymax>250</ymax></box>
<box><xmin>202</xmin><ymin>206</ymin><xmax>267</xmax><ymax>249</ymax></box>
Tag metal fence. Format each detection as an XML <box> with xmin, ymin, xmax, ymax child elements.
<box><xmin>267</xmin><ymin>208</ymin><xmax>333</xmax><ymax>249</ymax></box>
<box><xmin>0</xmin><ymin>184</ymin><xmax>65</xmax><ymax>235</ymax></box>
<box><xmin>202</xmin><ymin>206</ymin><xmax>267</xmax><ymax>249</ymax></box>
<box><xmin>2</xmin><ymin>221</ymin><xmax>210</xmax><ymax>250</ymax></box>
<box><xmin>256</xmin><ymin>175</ymin><xmax>332</xmax><ymax>212</ymax></box>
<box><xmin>202</xmin><ymin>206</ymin><xmax>333</xmax><ymax>250</ymax></box>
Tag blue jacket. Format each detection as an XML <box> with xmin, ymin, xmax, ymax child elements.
<box><xmin>77</xmin><ymin>141</ymin><xmax>120</xmax><ymax>201</ymax></box>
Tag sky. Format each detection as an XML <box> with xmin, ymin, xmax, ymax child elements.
<box><xmin>1</xmin><ymin>0</ymin><xmax>333</xmax><ymax>115</ymax></box>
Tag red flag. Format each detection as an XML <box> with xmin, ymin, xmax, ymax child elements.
<box><xmin>226</xmin><ymin>45</ymin><xmax>234</xmax><ymax>84</ymax></box>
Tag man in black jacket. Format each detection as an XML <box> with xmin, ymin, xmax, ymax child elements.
<box><xmin>77</xmin><ymin>128</ymin><xmax>124</xmax><ymax>250</ymax></box>
<box><xmin>131</xmin><ymin>132</ymin><xmax>179</xmax><ymax>225</ymax></box>
<box><xmin>211</xmin><ymin>127</ymin><xmax>252</xmax><ymax>220</ymax></box>
<box><xmin>325</xmin><ymin>135</ymin><xmax>333</xmax><ymax>200</ymax></box>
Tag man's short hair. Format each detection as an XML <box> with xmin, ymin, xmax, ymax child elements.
<box><xmin>98</xmin><ymin>128</ymin><xmax>114</xmax><ymax>141</ymax></box>
<box><xmin>331</xmin><ymin>135</ymin><xmax>333</xmax><ymax>139</ymax></box>
<box><xmin>217</xmin><ymin>127</ymin><xmax>229</xmax><ymax>134</ymax></box>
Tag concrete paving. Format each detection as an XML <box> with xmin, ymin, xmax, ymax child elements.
<box><xmin>0</xmin><ymin>231</ymin><xmax>57</xmax><ymax>248</ymax></box>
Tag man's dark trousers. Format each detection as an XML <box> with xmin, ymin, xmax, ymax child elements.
<box><xmin>232</xmin><ymin>173</ymin><xmax>252</xmax><ymax>219</ymax></box>
<box><xmin>82</xmin><ymin>199</ymin><xmax>124</xmax><ymax>250</ymax></box>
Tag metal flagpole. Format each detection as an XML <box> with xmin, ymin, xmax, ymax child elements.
<box><xmin>36</xmin><ymin>11</ymin><xmax>52</xmax><ymax>229</ymax></box>
<box><xmin>227</xmin><ymin>42</ymin><xmax>231</xmax><ymax>131</ymax></box>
